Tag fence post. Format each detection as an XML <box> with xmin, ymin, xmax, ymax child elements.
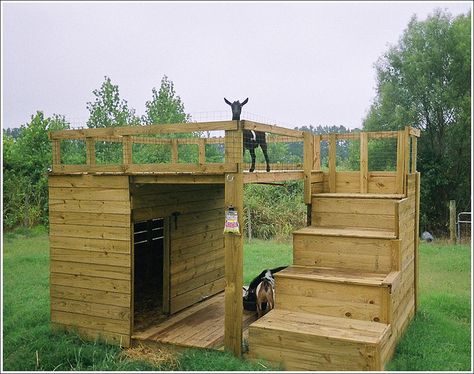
<box><xmin>449</xmin><ymin>200</ymin><xmax>456</xmax><ymax>244</ymax></box>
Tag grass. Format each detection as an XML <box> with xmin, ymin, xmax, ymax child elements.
<box><xmin>386</xmin><ymin>242</ymin><xmax>472</xmax><ymax>371</ymax></box>
<box><xmin>2</xmin><ymin>227</ymin><xmax>472</xmax><ymax>371</ymax></box>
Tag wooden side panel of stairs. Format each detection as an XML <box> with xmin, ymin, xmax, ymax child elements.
<box><xmin>248</xmin><ymin>175</ymin><xmax>418</xmax><ymax>371</ymax></box>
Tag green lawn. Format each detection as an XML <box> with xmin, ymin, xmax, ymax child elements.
<box><xmin>2</xmin><ymin>228</ymin><xmax>471</xmax><ymax>371</ymax></box>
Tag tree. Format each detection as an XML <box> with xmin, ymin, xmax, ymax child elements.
<box><xmin>143</xmin><ymin>75</ymin><xmax>190</xmax><ymax>125</ymax></box>
<box><xmin>134</xmin><ymin>76</ymin><xmax>193</xmax><ymax>164</ymax></box>
<box><xmin>86</xmin><ymin>76</ymin><xmax>139</xmax><ymax>128</ymax></box>
<box><xmin>86</xmin><ymin>76</ymin><xmax>140</xmax><ymax>163</ymax></box>
<box><xmin>3</xmin><ymin>112</ymin><xmax>70</xmax><ymax>228</ymax></box>
<box><xmin>363</xmin><ymin>9</ymin><xmax>471</xmax><ymax>234</ymax></box>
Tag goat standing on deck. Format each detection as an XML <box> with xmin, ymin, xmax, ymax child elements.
<box><xmin>224</xmin><ymin>98</ymin><xmax>270</xmax><ymax>172</ymax></box>
<box><xmin>255</xmin><ymin>270</ymin><xmax>275</xmax><ymax>318</ymax></box>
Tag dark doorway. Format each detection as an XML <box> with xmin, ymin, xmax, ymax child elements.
<box><xmin>133</xmin><ymin>218</ymin><xmax>168</xmax><ymax>332</ymax></box>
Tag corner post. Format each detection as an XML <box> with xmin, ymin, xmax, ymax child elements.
<box><xmin>224</xmin><ymin>120</ymin><xmax>244</xmax><ymax>356</ymax></box>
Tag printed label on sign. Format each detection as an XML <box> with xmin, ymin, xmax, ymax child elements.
<box><xmin>224</xmin><ymin>208</ymin><xmax>240</xmax><ymax>235</ymax></box>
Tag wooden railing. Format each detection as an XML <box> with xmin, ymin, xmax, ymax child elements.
<box><xmin>305</xmin><ymin>126</ymin><xmax>420</xmax><ymax>202</ymax></box>
<box><xmin>48</xmin><ymin>120</ymin><xmax>305</xmax><ymax>175</ymax></box>
<box><xmin>49</xmin><ymin>120</ymin><xmax>418</xmax><ymax>197</ymax></box>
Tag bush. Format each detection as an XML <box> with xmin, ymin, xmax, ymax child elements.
<box><xmin>244</xmin><ymin>181</ymin><xmax>306</xmax><ymax>240</ymax></box>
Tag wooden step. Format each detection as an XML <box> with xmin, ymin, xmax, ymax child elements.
<box><xmin>248</xmin><ymin>309</ymin><xmax>393</xmax><ymax>371</ymax></box>
<box><xmin>275</xmin><ymin>266</ymin><xmax>399</xmax><ymax>323</ymax></box>
<box><xmin>293</xmin><ymin>228</ymin><xmax>400</xmax><ymax>272</ymax></box>
<box><xmin>311</xmin><ymin>194</ymin><xmax>399</xmax><ymax>232</ymax></box>
<box><xmin>312</xmin><ymin>193</ymin><xmax>404</xmax><ymax>199</ymax></box>
<box><xmin>294</xmin><ymin>226</ymin><xmax>396</xmax><ymax>239</ymax></box>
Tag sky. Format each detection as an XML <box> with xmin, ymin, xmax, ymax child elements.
<box><xmin>2</xmin><ymin>1</ymin><xmax>472</xmax><ymax>130</ymax></box>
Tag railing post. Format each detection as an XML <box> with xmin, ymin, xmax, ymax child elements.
<box><xmin>122</xmin><ymin>135</ymin><xmax>132</xmax><ymax>170</ymax></box>
<box><xmin>171</xmin><ymin>139</ymin><xmax>178</xmax><ymax>164</ymax></box>
<box><xmin>411</xmin><ymin>135</ymin><xmax>417</xmax><ymax>173</ymax></box>
<box><xmin>395</xmin><ymin>130</ymin><xmax>405</xmax><ymax>195</ymax></box>
<box><xmin>52</xmin><ymin>140</ymin><xmax>61</xmax><ymax>172</ymax></box>
<box><xmin>313</xmin><ymin>134</ymin><xmax>321</xmax><ymax>171</ymax></box>
<box><xmin>404</xmin><ymin>127</ymin><xmax>410</xmax><ymax>179</ymax></box>
<box><xmin>224</xmin><ymin>120</ymin><xmax>243</xmax><ymax>357</ymax></box>
<box><xmin>303</xmin><ymin>132</ymin><xmax>314</xmax><ymax>205</ymax></box>
<box><xmin>360</xmin><ymin>132</ymin><xmax>368</xmax><ymax>193</ymax></box>
<box><xmin>328</xmin><ymin>134</ymin><xmax>336</xmax><ymax>193</ymax></box>
<box><xmin>86</xmin><ymin>137</ymin><xmax>96</xmax><ymax>166</ymax></box>
<box><xmin>199</xmin><ymin>138</ymin><xmax>206</xmax><ymax>164</ymax></box>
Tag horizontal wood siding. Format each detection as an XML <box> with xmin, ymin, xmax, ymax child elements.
<box><xmin>312</xmin><ymin>196</ymin><xmax>396</xmax><ymax>232</ymax></box>
<box><xmin>319</xmin><ymin>172</ymin><xmax>396</xmax><ymax>194</ymax></box>
<box><xmin>130</xmin><ymin>184</ymin><xmax>225</xmax><ymax>315</ymax></box>
<box><xmin>275</xmin><ymin>276</ymin><xmax>389</xmax><ymax>323</ymax></box>
<box><xmin>293</xmin><ymin>234</ymin><xmax>395</xmax><ymax>273</ymax></box>
<box><xmin>49</xmin><ymin>175</ymin><xmax>132</xmax><ymax>347</ymax></box>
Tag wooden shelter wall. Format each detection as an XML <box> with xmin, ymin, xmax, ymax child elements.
<box><xmin>49</xmin><ymin>175</ymin><xmax>132</xmax><ymax>347</ymax></box>
<box><xmin>130</xmin><ymin>184</ymin><xmax>225</xmax><ymax>314</ymax></box>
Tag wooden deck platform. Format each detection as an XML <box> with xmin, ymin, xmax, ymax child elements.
<box><xmin>132</xmin><ymin>292</ymin><xmax>257</xmax><ymax>350</ymax></box>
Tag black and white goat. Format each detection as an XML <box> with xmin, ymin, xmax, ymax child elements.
<box><xmin>224</xmin><ymin>97</ymin><xmax>270</xmax><ymax>172</ymax></box>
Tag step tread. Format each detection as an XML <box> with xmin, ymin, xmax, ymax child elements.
<box><xmin>250</xmin><ymin>309</ymin><xmax>390</xmax><ymax>344</ymax></box>
<box><xmin>294</xmin><ymin>226</ymin><xmax>396</xmax><ymax>239</ymax></box>
<box><xmin>312</xmin><ymin>193</ymin><xmax>405</xmax><ymax>199</ymax></box>
<box><xmin>275</xmin><ymin>265</ymin><xmax>394</xmax><ymax>286</ymax></box>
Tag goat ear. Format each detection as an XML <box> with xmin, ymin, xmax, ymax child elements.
<box><xmin>241</xmin><ymin>98</ymin><xmax>249</xmax><ymax>106</ymax></box>
<box><xmin>224</xmin><ymin>98</ymin><xmax>232</xmax><ymax>106</ymax></box>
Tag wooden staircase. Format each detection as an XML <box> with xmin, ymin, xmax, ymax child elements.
<box><xmin>248</xmin><ymin>191</ymin><xmax>418</xmax><ymax>371</ymax></box>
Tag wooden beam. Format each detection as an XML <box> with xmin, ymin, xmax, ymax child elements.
<box><xmin>49</xmin><ymin>121</ymin><xmax>238</xmax><ymax>140</ymax></box>
<box><xmin>320</xmin><ymin>131</ymin><xmax>398</xmax><ymax>141</ymax></box>
<box><xmin>131</xmin><ymin>174</ymin><xmax>225</xmax><ymax>184</ymax></box>
<box><xmin>243</xmin><ymin>171</ymin><xmax>304</xmax><ymax>184</ymax></box>
<box><xmin>328</xmin><ymin>134</ymin><xmax>336</xmax><ymax>193</ymax></box>
<box><xmin>360</xmin><ymin>132</ymin><xmax>368</xmax><ymax>193</ymax></box>
<box><xmin>303</xmin><ymin>132</ymin><xmax>314</xmax><ymax>204</ymax></box>
<box><xmin>224</xmin><ymin>124</ymin><xmax>243</xmax><ymax>357</ymax></box>
<box><xmin>242</xmin><ymin>120</ymin><xmax>304</xmax><ymax>138</ymax></box>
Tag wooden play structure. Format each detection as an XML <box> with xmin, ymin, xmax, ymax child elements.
<box><xmin>48</xmin><ymin>120</ymin><xmax>420</xmax><ymax>370</ymax></box>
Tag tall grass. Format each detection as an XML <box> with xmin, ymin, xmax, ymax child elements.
<box><xmin>244</xmin><ymin>181</ymin><xmax>306</xmax><ymax>240</ymax></box>
<box><xmin>2</xmin><ymin>228</ymin><xmax>471</xmax><ymax>371</ymax></box>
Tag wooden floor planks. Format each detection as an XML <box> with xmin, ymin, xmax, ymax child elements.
<box><xmin>132</xmin><ymin>292</ymin><xmax>257</xmax><ymax>350</ymax></box>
